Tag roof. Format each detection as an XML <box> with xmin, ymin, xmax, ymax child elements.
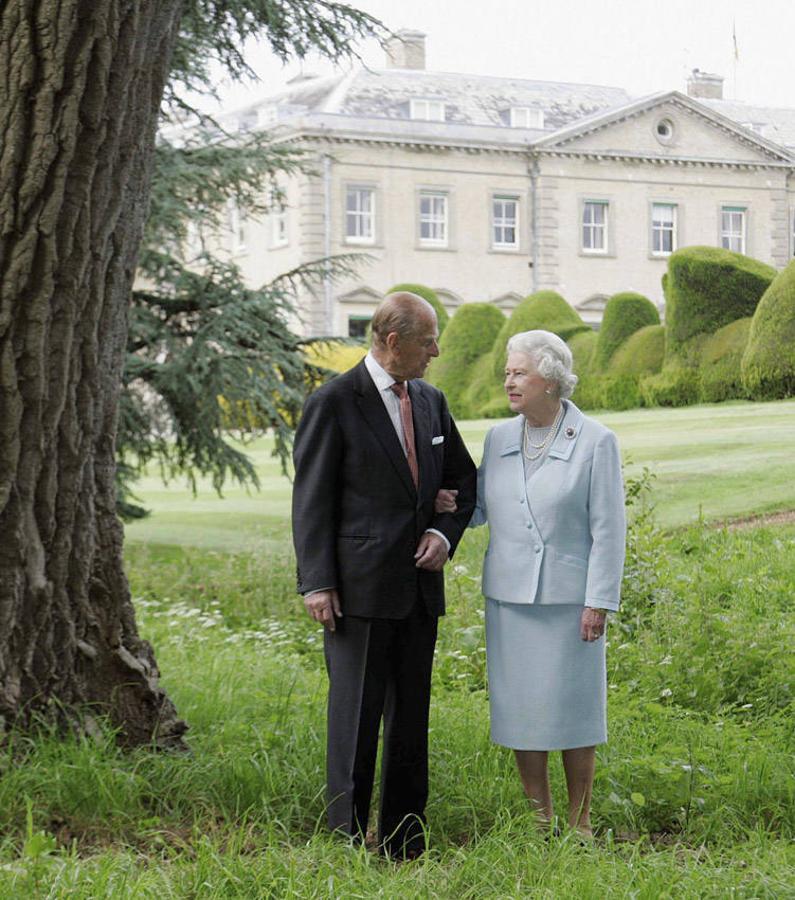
<box><xmin>700</xmin><ymin>99</ymin><xmax>795</xmax><ymax>150</ymax></box>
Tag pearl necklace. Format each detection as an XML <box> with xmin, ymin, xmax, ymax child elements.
<box><xmin>522</xmin><ymin>404</ymin><xmax>563</xmax><ymax>461</ymax></box>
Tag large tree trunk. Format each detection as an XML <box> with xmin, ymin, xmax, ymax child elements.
<box><xmin>0</xmin><ymin>1</ymin><xmax>186</xmax><ymax>746</ymax></box>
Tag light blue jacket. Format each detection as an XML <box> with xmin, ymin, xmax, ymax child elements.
<box><xmin>471</xmin><ymin>401</ymin><xmax>626</xmax><ymax>611</ymax></box>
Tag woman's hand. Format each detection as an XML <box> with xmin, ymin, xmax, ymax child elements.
<box><xmin>434</xmin><ymin>488</ymin><xmax>458</xmax><ymax>514</ymax></box>
<box><xmin>580</xmin><ymin>607</ymin><xmax>607</xmax><ymax>642</ymax></box>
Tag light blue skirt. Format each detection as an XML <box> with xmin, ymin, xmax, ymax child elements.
<box><xmin>485</xmin><ymin>599</ymin><xmax>607</xmax><ymax>751</ymax></box>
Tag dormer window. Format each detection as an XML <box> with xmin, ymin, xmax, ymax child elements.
<box><xmin>509</xmin><ymin>106</ymin><xmax>544</xmax><ymax>128</ymax></box>
<box><xmin>410</xmin><ymin>99</ymin><xmax>445</xmax><ymax>122</ymax></box>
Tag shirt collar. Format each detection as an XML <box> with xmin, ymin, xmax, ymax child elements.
<box><xmin>365</xmin><ymin>351</ymin><xmax>398</xmax><ymax>393</ymax></box>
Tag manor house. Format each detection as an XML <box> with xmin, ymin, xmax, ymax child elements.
<box><xmin>200</xmin><ymin>32</ymin><xmax>795</xmax><ymax>335</ymax></box>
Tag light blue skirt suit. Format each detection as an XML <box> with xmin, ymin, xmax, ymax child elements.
<box><xmin>471</xmin><ymin>401</ymin><xmax>626</xmax><ymax>750</ymax></box>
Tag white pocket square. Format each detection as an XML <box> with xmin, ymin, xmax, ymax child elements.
<box><xmin>432</xmin><ymin>435</ymin><xmax>445</xmax><ymax>445</ymax></box>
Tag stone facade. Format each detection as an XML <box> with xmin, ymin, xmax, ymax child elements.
<box><xmin>199</xmin><ymin>39</ymin><xmax>795</xmax><ymax>336</ymax></box>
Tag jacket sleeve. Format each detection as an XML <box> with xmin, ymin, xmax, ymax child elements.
<box><xmin>291</xmin><ymin>391</ymin><xmax>342</xmax><ymax>595</ymax></box>
<box><xmin>584</xmin><ymin>429</ymin><xmax>626</xmax><ymax>612</ymax></box>
<box><xmin>468</xmin><ymin>428</ymin><xmax>491</xmax><ymax>528</ymax></box>
<box><xmin>427</xmin><ymin>393</ymin><xmax>477</xmax><ymax>555</ymax></box>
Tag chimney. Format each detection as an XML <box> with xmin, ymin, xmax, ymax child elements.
<box><xmin>687</xmin><ymin>69</ymin><xmax>724</xmax><ymax>100</ymax></box>
<box><xmin>385</xmin><ymin>30</ymin><xmax>426</xmax><ymax>70</ymax></box>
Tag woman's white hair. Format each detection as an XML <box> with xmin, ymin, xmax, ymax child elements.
<box><xmin>506</xmin><ymin>329</ymin><xmax>578</xmax><ymax>399</ymax></box>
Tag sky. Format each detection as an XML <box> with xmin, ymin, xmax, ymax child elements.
<box><xmin>193</xmin><ymin>0</ymin><xmax>795</xmax><ymax>116</ymax></box>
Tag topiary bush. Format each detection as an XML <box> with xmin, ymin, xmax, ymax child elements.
<box><xmin>567</xmin><ymin>329</ymin><xmax>601</xmax><ymax>410</ymax></box>
<box><xmin>460</xmin><ymin>353</ymin><xmax>509</xmax><ymax>419</ymax></box>
<box><xmin>608</xmin><ymin>324</ymin><xmax>666</xmax><ymax>379</ymax></box>
<box><xmin>386</xmin><ymin>283</ymin><xmax>449</xmax><ymax>335</ymax></box>
<box><xmin>664</xmin><ymin>246</ymin><xmax>776</xmax><ymax>360</ymax></box>
<box><xmin>427</xmin><ymin>303</ymin><xmax>505</xmax><ymax>416</ymax></box>
<box><xmin>741</xmin><ymin>260</ymin><xmax>795</xmax><ymax>399</ymax></box>
<box><xmin>303</xmin><ymin>341</ymin><xmax>368</xmax><ymax>374</ymax></box>
<box><xmin>601</xmin><ymin>374</ymin><xmax>641</xmax><ymax>411</ymax></box>
<box><xmin>640</xmin><ymin>365</ymin><xmax>700</xmax><ymax>407</ymax></box>
<box><xmin>699</xmin><ymin>317</ymin><xmax>752</xmax><ymax>403</ymax></box>
<box><xmin>593</xmin><ymin>292</ymin><xmax>660</xmax><ymax>371</ymax></box>
<box><xmin>490</xmin><ymin>291</ymin><xmax>589</xmax><ymax>379</ymax></box>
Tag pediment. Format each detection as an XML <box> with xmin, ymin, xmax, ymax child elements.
<box><xmin>493</xmin><ymin>292</ymin><xmax>522</xmax><ymax>311</ymax></box>
<box><xmin>337</xmin><ymin>285</ymin><xmax>383</xmax><ymax>304</ymax></box>
<box><xmin>537</xmin><ymin>92</ymin><xmax>793</xmax><ymax>165</ymax></box>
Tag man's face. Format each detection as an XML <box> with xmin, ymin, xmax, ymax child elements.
<box><xmin>392</xmin><ymin>310</ymin><xmax>440</xmax><ymax>380</ymax></box>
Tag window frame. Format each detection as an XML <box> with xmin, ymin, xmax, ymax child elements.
<box><xmin>417</xmin><ymin>190</ymin><xmax>449</xmax><ymax>248</ymax></box>
<box><xmin>720</xmin><ymin>205</ymin><xmax>747</xmax><ymax>255</ymax></box>
<box><xmin>491</xmin><ymin>194</ymin><xmax>520</xmax><ymax>250</ymax></box>
<box><xmin>344</xmin><ymin>185</ymin><xmax>376</xmax><ymax>245</ymax></box>
<box><xmin>650</xmin><ymin>202</ymin><xmax>678</xmax><ymax>257</ymax></box>
<box><xmin>409</xmin><ymin>98</ymin><xmax>445</xmax><ymax>122</ymax></box>
<box><xmin>581</xmin><ymin>199</ymin><xmax>609</xmax><ymax>256</ymax></box>
<box><xmin>226</xmin><ymin>198</ymin><xmax>246</xmax><ymax>255</ymax></box>
<box><xmin>509</xmin><ymin>106</ymin><xmax>544</xmax><ymax>129</ymax></box>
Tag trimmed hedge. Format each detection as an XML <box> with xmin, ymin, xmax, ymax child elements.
<box><xmin>602</xmin><ymin>375</ymin><xmax>641</xmax><ymax>411</ymax></box>
<box><xmin>491</xmin><ymin>291</ymin><xmax>589</xmax><ymax>378</ymax></box>
<box><xmin>303</xmin><ymin>341</ymin><xmax>367</xmax><ymax>373</ymax></box>
<box><xmin>567</xmin><ymin>330</ymin><xmax>601</xmax><ymax>410</ymax></box>
<box><xmin>608</xmin><ymin>324</ymin><xmax>666</xmax><ymax>377</ymax></box>
<box><xmin>386</xmin><ymin>283</ymin><xmax>449</xmax><ymax>335</ymax></box>
<box><xmin>664</xmin><ymin>246</ymin><xmax>776</xmax><ymax>359</ymax></box>
<box><xmin>461</xmin><ymin>353</ymin><xmax>510</xmax><ymax>419</ymax></box>
<box><xmin>741</xmin><ymin>260</ymin><xmax>795</xmax><ymax>399</ymax></box>
<box><xmin>640</xmin><ymin>365</ymin><xmax>700</xmax><ymax>407</ymax></box>
<box><xmin>427</xmin><ymin>302</ymin><xmax>505</xmax><ymax>416</ymax></box>
<box><xmin>699</xmin><ymin>317</ymin><xmax>752</xmax><ymax>403</ymax></box>
<box><xmin>593</xmin><ymin>292</ymin><xmax>660</xmax><ymax>371</ymax></box>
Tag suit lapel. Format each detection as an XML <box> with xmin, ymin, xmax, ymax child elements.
<box><xmin>353</xmin><ymin>362</ymin><xmax>417</xmax><ymax>499</ymax></box>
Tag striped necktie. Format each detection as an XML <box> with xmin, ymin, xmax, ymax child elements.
<box><xmin>390</xmin><ymin>381</ymin><xmax>419</xmax><ymax>488</ymax></box>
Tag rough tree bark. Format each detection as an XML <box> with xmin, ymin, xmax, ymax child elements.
<box><xmin>0</xmin><ymin>1</ymin><xmax>187</xmax><ymax>746</ymax></box>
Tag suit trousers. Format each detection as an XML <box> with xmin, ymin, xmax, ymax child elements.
<box><xmin>323</xmin><ymin>602</ymin><xmax>438</xmax><ymax>856</ymax></box>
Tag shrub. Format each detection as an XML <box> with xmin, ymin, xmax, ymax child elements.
<box><xmin>741</xmin><ymin>260</ymin><xmax>795</xmax><ymax>399</ymax></box>
<box><xmin>602</xmin><ymin>374</ymin><xmax>641</xmax><ymax>411</ymax></box>
<box><xmin>303</xmin><ymin>341</ymin><xmax>367</xmax><ymax>373</ymax></box>
<box><xmin>699</xmin><ymin>317</ymin><xmax>752</xmax><ymax>403</ymax></box>
<box><xmin>461</xmin><ymin>353</ymin><xmax>508</xmax><ymax>419</ymax></box>
<box><xmin>639</xmin><ymin>365</ymin><xmax>700</xmax><ymax>407</ymax></box>
<box><xmin>386</xmin><ymin>283</ymin><xmax>449</xmax><ymax>335</ymax></box>
<box><xmin>664</xmin><ymin>246</ymin><xmax>776</xmax><ymax>359</ymax></box>
<box><xmin>490</xmin><ymin>291</ymin><xmax>589</xmax><ymax>378</ymax></box>
<box><xmin>608</xmin><ymin>324</ymin><xmax>666</xmax><ymax>378</ymax></box>
<box><xmin>593</xmin><ymin>292</ymin><xmax>660</xmax><ymax>371</ymax></box>
<box><xmin>567</xmin><ymin>330</ymin><xmax>602</xmax><ymax>410</ymax></box>
<box><xmin>427</xmin><ymin>303</ymin><xmax>505</xmax><ymax>416</ymax></box>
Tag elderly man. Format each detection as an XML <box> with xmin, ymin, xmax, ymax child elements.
<box><xmin>292</xmin><ymin>292</ymin><xmax>476</xmax><ymax>859</ymax></box>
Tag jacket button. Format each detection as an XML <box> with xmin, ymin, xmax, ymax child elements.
<box><xmin>534</xmin><ymin>546</ymin><xmax>541</xmax><ymax>553</ymax></box>
<box><xmin>519</xmin><ymin>498</ymin><xmax>525</xmax><ymax>505</ymax></box>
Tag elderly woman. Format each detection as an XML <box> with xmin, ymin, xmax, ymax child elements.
<box><xmin>441</xmin><ymin>329</ymin><xmax>625</xmax><ymax>836</ymax></box>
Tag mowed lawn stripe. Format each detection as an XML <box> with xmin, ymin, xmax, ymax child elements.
<box><xmin>125</xmin><ymin>398</ymin><xmax>795</xmax><ymax>547</ymax></box>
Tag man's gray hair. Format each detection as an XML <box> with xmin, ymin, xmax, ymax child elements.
<box><xmin>371</xmin><ymin>292</ymin><xmax>437</xmax><ymax>347</ymax></box>
<box><xmin>506</xmin><ymin>329</ymin><xmax>578</xmax><ymax>399</ymax></box>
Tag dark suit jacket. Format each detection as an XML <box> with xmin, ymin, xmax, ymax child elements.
<box><xmin>292</xmin><ymin>360</ymin><xmax>476</xmax><ymax>619</ymax></box>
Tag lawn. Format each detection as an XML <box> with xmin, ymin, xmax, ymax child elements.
<box><xmin>124</xmin><ymin>397</ymin><xmax>795</xmax><ymax>550</ymax></box>
<box><xmin>1</xmin><ymin>399</ymin><xmax>793</xmax><ymax>897</ymax></box>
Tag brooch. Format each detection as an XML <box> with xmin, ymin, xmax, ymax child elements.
<box><xmin>564</xmin><ymin>426</ymin><xmax>576</xmax><ymax>439</ymax></box>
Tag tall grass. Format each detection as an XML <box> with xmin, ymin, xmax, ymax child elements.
<box><xmin>1</xmin><ymin>491</ymin><xmax>793</xmax><ymax>895</ymax></box>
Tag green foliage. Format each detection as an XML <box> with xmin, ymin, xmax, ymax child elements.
<box><xmin>741</xmin><ymin>260</ymin><xmax>795</xmax><ymax>399</ymax></box>
<box><xmin>167</xmin><ymin>1</ymin><xmax>383</xmax><ymax>113</ymax></box>
<box><xmin>386</xmin><ymin>283</ymin><xmax>450</xmax><ymax>335</ymax></box>
<box><xmin>699</xmin><ymin>317</ymin><xmax>752</xmax><ymax>403</ymax></box>
<box><xmin>491</xmin><ymin>291</ymin><xmax>589</xmax><ymax>378</ymax></box>
<box><xmin>609</xmin><ymin>324</ymin><xmax>666</xmax><ymax>377</ymax></box>
<box><xmin>428</xmin><ymin>303</ymin><xmax>505</xmax><ymax>416</ymax></box>
<box><xmin>567</xmin><ymin>330</ymin><xmax>601</xmax><ymax>410</ymax></box>
<box><xmin>459</xmin><ymin>354</ymin><xmax>507</xmax><ymax>419</ymax></box>
<box><xmin>640</xmin><ymin>365</ymin><xmax>700</xmax><ymax>407</ymax></box>
<box><xmin>664</xmin><ymin>246</ymin><xmax>776</xmax><ymax>359</ymax></box>
<box><xmin>593</xmin><ymin>292</ymin><xmax>660</xmax><ymax>371</ymax></box>
<box><xmin>601</xmin><ymin>375</ymin><xmax>641</xmax><ymax>411</ymax></box>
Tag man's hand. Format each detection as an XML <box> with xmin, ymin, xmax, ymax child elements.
<box><xmin>414</xmin><ymin>532</ymin><xmax>449</xmax><ymax>572</ymax></box>
<box><xmin>434</xmin><ymin>488</ymin><xmax>458</xmax><ymax>514</ymax></box>
<box><xmin>304</xmin><ymin>589</ymin><xmax>342</xmax><ymax>632</ymax></box>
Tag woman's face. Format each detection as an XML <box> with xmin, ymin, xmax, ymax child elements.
<box><xmin>504</xmin><ymin>352</ymin><xmax>554</xmax><ymax>417</ymax></box>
